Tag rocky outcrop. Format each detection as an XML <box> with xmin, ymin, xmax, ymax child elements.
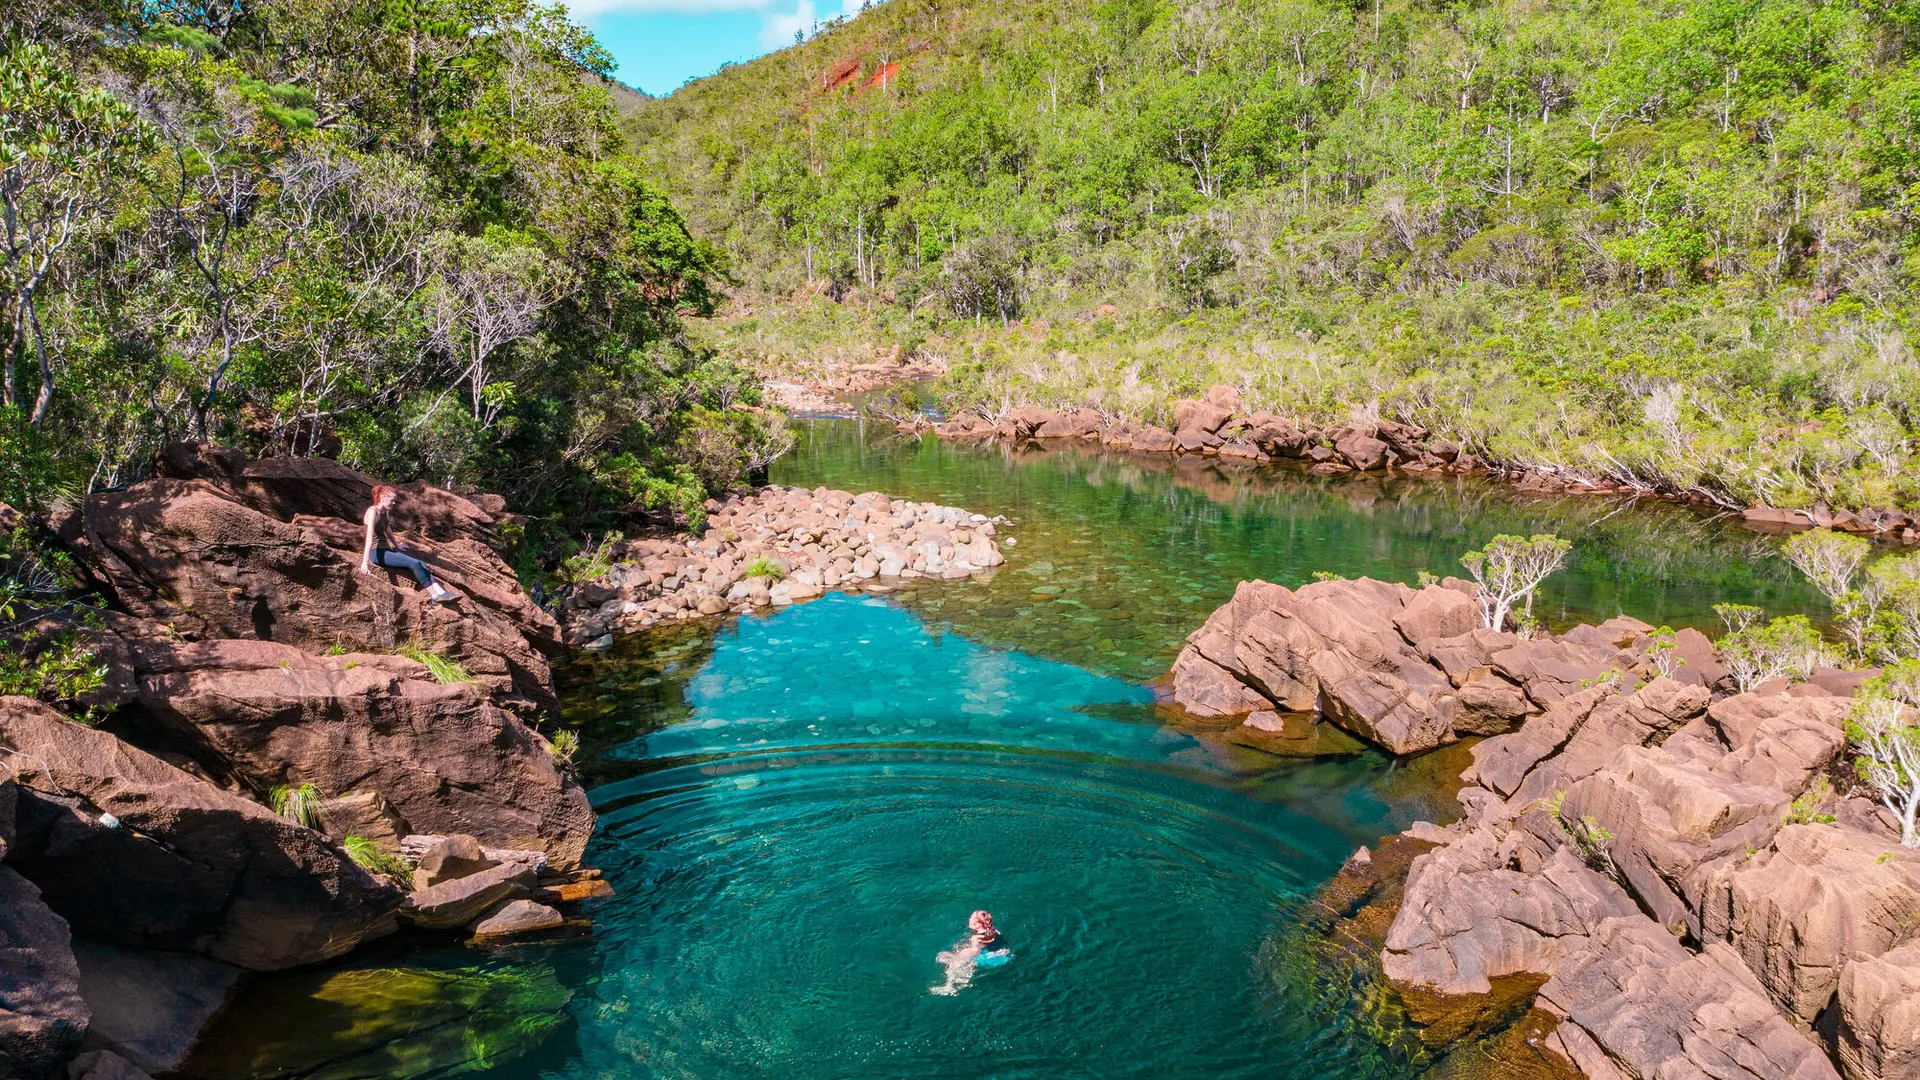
<box><xmin>0</xmin><ymin>696</ymin><xmax>399</xmax><ymax>971</ymax></box>
<box><xmin>123</xmin><ymin>638</ymin><xmax>592</xmax><ymax>868</ymax></box>
<box><xmin>73</xmin><ymin>447</ymin><xmax>558</xmax><ymax>714</ymax></box>
<box><xmin>1537</xmin><ymin>917</ymin><xmax>1842</xmax><ymax>1080</ymax></box>
<box><xmin>0</xmin><ymin>865</ymin><xmax>87</xmax><ymax>1080</ymax></box>
<box><xmin>1363</xmin><ymin>633</ymin><xmax>1909</xmax><ymax>1080</ymax></box>
<box><xmin>1838</xmin><ymin>943</ymin><xmax>1920</xmax><ymax>1080</ymax></box>
<box><xmin>559</xmin><ymin>485</ymin><xmax>1005</xmax><ymax>643</ymax></box>
<box><xmin>1162</xmin><ymin>576</ymin><xmax>1705</xmax><ymax>756</ymax></box>
<box><xmin>930</xmin><ymin>387</ymin><xmax>1920</xmax><ymax>543</ymax></box>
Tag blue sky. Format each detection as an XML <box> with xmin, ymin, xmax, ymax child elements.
<box><xmin>567</xmin><ymin>0</ymin><xmax>865</xmax><ymax>97</ymax></box>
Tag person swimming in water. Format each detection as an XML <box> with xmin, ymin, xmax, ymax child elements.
<box><xmin>931</xmin><ymin>910</ymin><xmax>1008</xmax><ymax>996</ymax></box>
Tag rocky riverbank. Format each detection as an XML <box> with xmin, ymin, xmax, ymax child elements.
<box><xmin>1</xmin><ymin>445</ymin><xmax>597</xmax><ymax>1080</ymax></box>
<box><xmin>1167</xmin><ymin>575</ymin><xmax>1918</xmax><ymax>1080</ymax></box>
<box><xmin>927</xmin><ymin>385</ymin><xmax>1920</xmax><ymax>545</ymax></box>
<box><xmin>558</xmin><ymin>485</ymin><xmax>1006</xmax><ymax>646</ymax></box>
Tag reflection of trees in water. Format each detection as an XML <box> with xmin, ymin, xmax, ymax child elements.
<box><xmin>799</xmin><ymin>423</ymin><xmax>1826</xmax><ymax>679</ymax></box>
<box><xmin>556</xmin><ymin>620</ymin><xmax>720</xmax><ymax>788</ymax></box>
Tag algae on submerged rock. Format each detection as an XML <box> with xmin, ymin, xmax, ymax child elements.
<box><xmin>181</xmin><ymin>963</ymin><xmax>571</xmax><ymax>1080</ymax></box>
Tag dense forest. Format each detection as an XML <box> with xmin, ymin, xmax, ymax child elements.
<box><xmin>1</xmin><ymin>0</ymin><xmax>783</xmax><ymax>530</ymax></box>
<box><xmin>627</xmin><ymin>0</ymin><xmax>1920</xmax><ymax>514</ymax></box>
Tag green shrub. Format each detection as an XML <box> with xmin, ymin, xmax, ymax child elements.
<box><xmin>548</xmin><ymin>729</ymin><xmax>580</xmax><ymax>771</ymax></box>
<box><xmin>743</xmin><ymin>556</ymin><xmax>786</xmax><ymax>580</ymax></box>
<box><xmin>1719</xmin><ymin>616</ymin><xmax>1832</xmax><ymax>693</ymax></box>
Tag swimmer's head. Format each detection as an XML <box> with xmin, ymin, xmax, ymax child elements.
<box><xmin>969</xmin><ymin>910</ymin><xmax>995</xmax><ymax>933</ymax></box>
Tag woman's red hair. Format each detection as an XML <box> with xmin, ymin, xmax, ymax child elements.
<box><xmin>370</xmin><ymin>484</ymin><xmax>397</xmax><ymax>502</ymax></box>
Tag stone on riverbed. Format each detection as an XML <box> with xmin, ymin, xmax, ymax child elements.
<box><xmin>561</xmin><ymin>485</ymin><xmax>1007</xmax><ymax>640</ymax></box>
<box><xmin>400</xmin><ymin>861</ymin><xmax>537</xmax><ymax>930</ymax></box>
<box><xmin>471</xmin><ymin>899</ymin><xmax>565</xmax><ymax>939</ymax></box>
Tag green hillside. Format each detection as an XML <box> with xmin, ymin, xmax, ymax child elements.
<box><xmin>626</xmin><ymin>0</ymin><xmax>1920</xmax><ymax>514</ymax></box>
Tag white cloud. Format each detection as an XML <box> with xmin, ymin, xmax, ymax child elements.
<box><xmin>566</xmin><ymin>0</ymin><xmax>860</xmax><ymax>22</ymax></box>
<box><xmin>758</xmin><ymin>0</ymin><xmax>815</xmax><ymax>48</ymax></box>
<box><xmin>564</xmin><ymin>0</ymin><xmax>780</xmax><ymax>15</ymax></box>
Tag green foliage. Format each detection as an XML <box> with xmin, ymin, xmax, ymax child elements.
<box><xmin>1642</xmin><ymin>626</ymin><xmax>1685</xmax><ymax>679</ymax></box>
<box><xmin>624</xmin><ymin>0</ymin><xmax>1920</xmax><ymax>516</ymax></box>
<box><xmin>1555</xmin><ymin>807</ymin><xmax>1619</xmax><ymax>876</ymax></box>
<box><xmin>547</xmin><ymin>729</ymin><xmax>580</xmax><ymax>771</ymax></box>
<box><xmin>342</xmin><ymin>834</ymin><xmax>409</xmax><ymax>878</ymax></box>
<box><xmin>1847</xmin><ymin>663</ymin><xmax>1920</xmax><ymax>846</ymax></box>
<box><xmin>743</xmin><ymin>556</ymin><xmax>786</xmax><ymax>581</ymax></box>
<box><xmin>1783</xmin><ymin>776</ymin><xmax>1837</xmax><ymax>826</ymax></box>
<box><xmin>397</xmin><ymin>644</ymin><xmax>472</xmax><ymax>685</ymax></box>
<box><xmin>4</xmin><ymin>1</ymin><xmax>772</xmax><ymax>532</ymax></box>
<box><xmin>269</xmin><ymin>782</ymin><xmax>325</xmax><ymax>829</ymax></box>
<box><xmin>1460</xmin><ymin>534</ymin><xmax>1572</xmax><ymax>632</ymax></box>
<box><xmin>1720</xmin><ymin>614</ymin><xmax>1831</xmax><ymax>692</ymax></box>
<box><xmin>556</xmin><ymin>531</ymin><xmax>624</xmax><ymax>588</ymax></box>
<box><xmin>0</xmin><ymin>627</ymin><xmax>106</xmax><ymax>715</ymax></box>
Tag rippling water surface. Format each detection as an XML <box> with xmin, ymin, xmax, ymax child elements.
<box><xmin>186</xmin><ymin>420</ymin><xmax>1824</xmax><ymax>1080</ymax></box>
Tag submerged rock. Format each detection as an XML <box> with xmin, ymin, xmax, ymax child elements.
<box><xmin>180</xmin><ymin>963</ymin><xmax>571</xmax><ymax>1080</ymax></box>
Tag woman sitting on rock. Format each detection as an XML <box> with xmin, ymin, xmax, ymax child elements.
<box><xmin>360</xmin><ymin>485</ymin><xmax>458</xmax><ymax>603</ymax></box>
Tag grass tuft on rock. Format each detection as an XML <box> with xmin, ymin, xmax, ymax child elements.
<box><xmin>342</xmin><ymin>834</ymin><xmax>408</xmax><ymax>879</ymax></box>
<box><xmin>743</xmin><ymin>556</ymin><xmax>785</xmax><ymax>581</ymax></box>
<box><xmin>270</xmin><ymin>782</ymin><xmax>325</xmax><ymax>829</ymax></box>
<box><xmin>398</xmin><ymin>644</ymin><xmax>472</xmax><ymax>684</ymax></box>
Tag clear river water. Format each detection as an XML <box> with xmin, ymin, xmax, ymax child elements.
<box><xmin>183</xmin><ymin>420</ymin><xmax>1826</xmax><ymax>1080</ymax></box>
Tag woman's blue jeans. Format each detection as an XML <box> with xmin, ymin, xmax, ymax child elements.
<box><xmin>371</xmin><ymin>547</ymin><xmax>433</xmax><ymax>587</ymax></box>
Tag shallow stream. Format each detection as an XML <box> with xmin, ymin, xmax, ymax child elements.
<box><xmin>185</xmin><ymin>420</ymin><xmax>1825</xmax><ymax>1080</ymax></box>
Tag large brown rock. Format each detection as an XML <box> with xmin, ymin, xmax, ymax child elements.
<box><xmin>1166</xmin><ymin>579</ymin><xmax>1508</xmax><ymax>752</ymax></box>
<box><xmin>0</xmin><ymin>697</ymin><xmax>398</xmax><ymax>970</ymax></box>
<box><xmin>70</xmin><ymin>941</ymin><xmax>236</xmax><ymax>1076</ymax></box>
<box><xmin>1539</xmin><ymin>917</ymin><xmax>1840</xmax><ymax>1080</ymax></box>
<box><xmin>1465</xmin><ymin>685</ymin><xmax>1621</xmax><ymax>799</ymax></box>
<box><xmin>1689</xmin><ymin>692</ymin><xmax>1851</xmax><ymax>795</ymax></box>
<box><xmin>1490</xmin><ymin>633</ymin><xmax>1635</xmax><ymax>707</ymax></box>
<box><xmin>1384</xmin><ymin>830</ymin><xmax>1639</xmax><ymax>995</ymax></box>
<box><xmin>470</xmin><ymin>899</ymin><xmax>564</xmax><ymax>939</ymax></box>
<box><xmin>1171</xmin><ymin>399</ymin><xmax>1234</xmax><ymax>438</ymax></box>
<box><xmin>1424</xmin><ymin>627</ymin><xmax>1521</xmax><ymax>686</ymax></box>
<box><xmin>1839</xmin><ymin>943</ymin><xmax>1920</xmax><ymax>1080</ymax></box>
<box><xmin>78</xmin><ymin>469</ymin><xmax>557</xmax><ymax>715</ymax></box>
<box><xmin>0</xmin><ymin>866</ymin><xmax>87</xmax><ymax>1080</ymax></box>
<box><xmin>1392</xmin><ymin>586</ymin><xmax>1480</xmax><ymax>647</ymax></box>
<box><xmin>1435</xmin><ymin>669</ymin><xmax>1534</xmax><ymax>735</ymax></box>
<box><xmin>1332</xmin><ymin>428</ymin><xmax>1391</xmax><ymax>471</ymax></box>
<box><xmin>413</xmin><ymin>834</ymin><xmax>497</xmax><ymax>891</ymax></box>
<box><xmin>126</xmin><ymin>638</ymin><xmax>592</xmax><ymax>869</ymax></box>
<box><xmin>399</xmin><ymin>861</ymin><xmax>536</xmax><ymax>930</ymax></box>
<box><xmin>1562</xmin><ymin>744</ymin><xmax>1790</xmax><ymax>937</ymax></box>
<box><xmin>1700</xmin><ymin>825</ymin><xmax>1920</xmax><ymax>1025</ymax></box>
<box><xmin>1508</xmin><ymin>679</ymin><xmax>1710</xmax><ymax>805</ymax></box>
